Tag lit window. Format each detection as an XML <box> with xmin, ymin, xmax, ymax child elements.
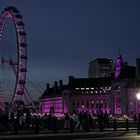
<box><xmin>76</xmin><ymin>88</ymin><xmax>79</xmax><ymax>90</ymax></box>
<box><xmin>91</xmin><ymin>88</ymin><xmax>94</xmax><ymax>90</ymax></box>
<box><xmin>81</xmin><ymin>88</ymin><xmax>84</xmax><ymax>90</ymax></box>
<box><xmin>91</xmin><ymin>91</ymin><xmax>93</xmax><ymax>94</ymax></box>
<box><xmin>86</xmin><ymin>88</ymin><xmax>89</xmax><ymax>90</ymax></box>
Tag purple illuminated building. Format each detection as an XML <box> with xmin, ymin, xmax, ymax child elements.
<box><xmin>40</xmin><ymin>54</ymin><xmax>140</xmax><ymax>117</ymax></box>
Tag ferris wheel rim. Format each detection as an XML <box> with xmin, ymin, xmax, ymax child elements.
<box><xmin>0</xmin><ymin>6</ymin><xmax>27</xmax><ymax>110</ymax></box>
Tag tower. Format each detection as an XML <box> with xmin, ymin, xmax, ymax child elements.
<box><xmin>114</xmin><ymin>54</ymin><xmax>123</xmax><ymax>80</ymax></box>
<box><xmin>88</xmin><ymin>58</ymin><xmax>113</xmax><ymax>78</ymax></box>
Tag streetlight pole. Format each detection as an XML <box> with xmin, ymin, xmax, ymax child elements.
<box><xmin>136</xmin><ymin>93</ymin><xmax>140</xmax><ymax>114</ymax></box>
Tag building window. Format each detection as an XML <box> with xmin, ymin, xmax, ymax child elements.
<box><xmin>72</xmin><ymin>101</ymin><xmax>75</xmax><ymax>108</ymax></box>
<box><xmin>96</xmin><ymin>103</ymin><xmax>99</xmax><ymax>109</ymax></box>
<box><xmin>99</xmin><ymin>103</ymin><xmax>103</xmax><ymax>109</ymax></box>
<box><xmin>77</xmin><ymin>101</ymin><xmax>79</xmax><ymax>108</ymax></box>
<box><xmin>105</xmin><ymin>103</ymin><xmax>107</xmax><ymax>108</ymax></box>
<box><xmin>91</xmin><ymin>102</ymin><xmax>94</xmax><ymax>108</ymax></box>
<box><xmin>86</xmin><ymin>102</ymin><xmax>89</xmax><ymax>108</ymax></box>
<box><xmin>82</xmin><ymin>105</ymin><xmax>85</xmax><ymax>108</ymax></box>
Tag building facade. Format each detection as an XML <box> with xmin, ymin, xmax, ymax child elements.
<box><xmin>88</xmin><ymin>58</ymin><xmax>113</xmax><ymax>78</ymax></box>
<box><xmin>40</xmin><ymin>55</ymin><xmax>140</xmax><ymax>117</ymax></box>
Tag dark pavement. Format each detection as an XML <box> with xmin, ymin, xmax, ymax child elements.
<box><xmin>0</xmin><ymin>131</ymin><xmax>140</xmax><ymax>140</ymax></box>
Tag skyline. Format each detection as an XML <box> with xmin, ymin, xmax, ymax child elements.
<box><xmin>0</xmin><ymin>0</ymin><xmax>140</xmax><ymax>100</ymax></box>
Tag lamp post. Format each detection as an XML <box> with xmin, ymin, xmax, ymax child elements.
<box><xmin>136</xmin><ymin>93</ymin><xmax>140</xmax><ymax>114</ymax></box>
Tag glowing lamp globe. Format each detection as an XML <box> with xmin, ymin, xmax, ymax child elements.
<box><xmin>136</xmin><ymin>93</ymin><xmax>140</xmax><ymax>100</ymax></box>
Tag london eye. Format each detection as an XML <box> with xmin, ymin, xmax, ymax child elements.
<box><xmin>0</xmin><ymin>6</ymin><xmax>28</xmax><ymax>111</ymax></box>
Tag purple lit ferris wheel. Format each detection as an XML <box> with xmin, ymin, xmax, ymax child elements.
<box><xmin>0</xmin><ymin>7</ymin><xmax>27</xmax><ymax>111</ymax></box>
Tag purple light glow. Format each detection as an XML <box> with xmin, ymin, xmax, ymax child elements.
<box><xmin>40</xmin><ymin>96</ymin><xmax>68</xmax><ymax>117</ymax></box>
<box><xmin>71</xmin><ymin>95</ymin><xmax>110</xmax><ymax>114</ymax></box>
<box><xmin>115</xmin><ymin>54</ymin><xmax>122</xmax><ymax>79</ymax></box>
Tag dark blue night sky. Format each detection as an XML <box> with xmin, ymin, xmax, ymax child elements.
<box><xmin>0</xmin><ymin>0</ymin><xmax>140</xmax><ymax>99</ymax></box>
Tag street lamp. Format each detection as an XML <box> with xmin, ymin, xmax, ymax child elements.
<box><xmin>136</xmin><ymin>93</ymin><xmax>140</xmax><ymax>100</ymax></box>
<box><xmin>136</xmin><ymin>93</ymin><xmax>140</xmax><ymax>114</ymax></box>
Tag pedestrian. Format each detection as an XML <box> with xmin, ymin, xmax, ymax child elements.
<box><xmin>34</xmin><ymin>115</ymin><xmax>39</xmax><ymax>134</ymax></box>
<box><xmin>113</xmin><ymin>118</ymin><xmax>117</xmax><ymax>131</ymax></box>
<box><xmin>125</xmin><ymin>118</ymin><xmax>129</xmax><ymax>131</ymax></box>
<box><xmin>14</xmin><ymin>116</ymin><xmax>19</xmax><ymax>135</ymax></box>
<box><xmin>137</xmin><ymin>114</ymin><xmax>140</xmax><ymax>134</ymax></box>
<box><xmin>52</xmin><ymin>115</ymin><xmax>57</xmax><ymax>133</ymax></box>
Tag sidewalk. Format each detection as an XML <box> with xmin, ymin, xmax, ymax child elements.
<box><xmin>0</xmin><ymin>128</ymin><xmax>138</xmax><ymax>140</ymax></box>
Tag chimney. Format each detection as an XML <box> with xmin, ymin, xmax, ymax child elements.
<box><xmin>69</xmin><ymin>75</ymin><xmax>74</xmax><ymax>82</ymax></box>
<box><xmin>54</xmin><ymin>81</ymin><xmax>58</xmax><ymax>92</ymax></box>
<box><xmin>59</xmin><ymin>80</ymin><xmax>63</xmax><ymax>90</ymax></box>
<box><xmin>46</xmin><ymin>83</ymin><xmax>50</xmax><ymax>91</ymax></box>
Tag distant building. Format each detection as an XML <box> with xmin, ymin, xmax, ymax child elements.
<box><xmin>26</xmin><ymin>101</ymin><xmax>40</xmax><ymax>113</ymax></box>
<box><xmin>136</xmin><ymin>58</ymin><xmax>140</xmax><ymax>81</ymax></box>
<box><xmin>88</xmin><ymin>58</ymin><xmax>113</xmax><ymax>78</ymax></box>
<box><xmin>40</xmin><ymin>76</ymin><xmax>112</xmax><ymax>116</ymax></box>
<box><xmin>40</xmin><ymin>54</ymin><xmax>140</xmax><ymax>117</ymax></box>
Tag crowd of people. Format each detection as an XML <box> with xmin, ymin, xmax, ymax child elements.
<box><xmin>63</xmin><ymin>111</ymin><xmax>109</xmax><ymax>132</ymax></box>
<box><xmin>0</xmin><ymin>109</ymin><xmax>139</xmax><ymax>135</ymax></box>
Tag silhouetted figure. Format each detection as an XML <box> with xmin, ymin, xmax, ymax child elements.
<box><xmin>133</xmin><ymin>114</ymin><xmax>137</xmax><ymax>127</ymax></box>
<box><xmin>125</xmin><ymin>118</ymin><xmax>129</xmax><ymax>131</ymax></box>
<box><xmin>19</xmin><ymin>112</ymin><xmax>25</xmax><ymax>130</ymax></box>
<box><xmin>76</xmin><ymin>112</ymin><xmax>83</xmax><ymax>130</ymax></box>
<box><xmin>104</xmin><ymin>112</ymin><xmax>109</xmax><ymax>129</ymax></box>
<box><xmin>10</xmin><ymin>112</ymin><xmax>14</xmax><ymax>123</ymax></box>
<box><xmin>84</xmin><ymin>112</ymin><xmax>90</xmax><ymax>132</ymax></box>
<box><xmin>34</xmin><ymin>115</ymin><xmax>39</xmax><ymax>134</ymax></box>
<box><xmin>47</xmin><ymin>114</ymin><xmax>52</xmax><ymax>130</ymax></box>
<box><xmin>97</xmin><ymin>112</ymin><xmax>104</xmax><ymax>132</ymax></box>
<box><xmin>43</xmin><ymin>113</ymin><xmax>48</xmax><ymax>129</ymax></box>
<box><xmin>52</xmin><ymin>116</ymin><xmax>57</xmax><ymax>133</ymax></box>
<box><xmin>88</xmin><ymin>113</ymin><xmax>93</xmax><ymax>130</ymax></box>
<box><xmin>137</xmin><ymin>114</ymin><xmax>140</xmax><ymax>134</ymax></box>
<box><xmin>14</xmin><ymin>117</ymin><xmax>19</xmax><ymax>135</ymax></box>
<box><xmin>25</xmin><ymin>109</ymin><xmax>31</xmax><ymax>129</ymax></box>
<box><xmin>70</xmin><ymin>117</ymin><xmax>74</xmax><ymax>132</ymax></box>
<box><xmin>1</xmin><ymin>113</ymin><xmax>9</xmax><ymax>130</ymax></box>
<box><xmin>64</xmin><ymin>113</ymin><xmax>70</xmax><ymax>129</ymax></box>
<box><xmin>113</xmin><ymin>118</ymin><xmax>117</xmax><ymax>131</ymax></box>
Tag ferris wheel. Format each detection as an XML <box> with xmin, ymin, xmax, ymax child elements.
<box><xmin>0</xmin><ymin>6</ymin><xmax>34</xmax><ymax>112</ymax></box>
